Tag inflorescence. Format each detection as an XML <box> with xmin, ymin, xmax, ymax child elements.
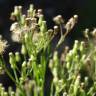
<box><xmin>0</xmin><ymin>4</ymin><xmax>96</xmax><ymax>96</ymax></box>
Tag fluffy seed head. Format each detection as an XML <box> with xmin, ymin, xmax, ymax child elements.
<box><xmin>0</xmin><ymin>37</ymin><xmax>7</xmax><ymax>55</ymax></box>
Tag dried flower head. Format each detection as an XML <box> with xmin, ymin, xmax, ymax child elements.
<box><xmin>0</xmin><ymin>36</ymin><xmax>7</xmax><ymax>55</ymax></box>
<box><xmin>65</xmin><ymin>15</ymin><xmax>78</xmax><ymax>32</ymax></box>
<box><xmin>53</xmin><ymin>15</ymin><xmax>64</xmax><ymax>24</ymax></box>
<box><xmin>91</xmin><ymin>28</ymin><xmax>96</xmax><ymax>37</ymax></box>
<box><xmin>10</xmin><ymin>22</ymin><xmax>30</xmax><ymax>42</ymax></box>
<box><xmin>83</xmin><ymin>28</ymin><xmax>89</xmax><ymax>39</ymax></box>
<box><xmin>10</xmin><ymin>22</ymin><xmax>22</xmax><ymax>42</ymax></box>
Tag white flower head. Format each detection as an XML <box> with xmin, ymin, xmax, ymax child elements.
<box><xmin>0</xmin><ymin>37</ymin><xmax>7</xmax><ymax>55</ymax></box>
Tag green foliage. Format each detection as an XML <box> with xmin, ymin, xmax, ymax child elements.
<box><xmin>0</xmin><ymin>4</ymin><xmax>96</xmax><ymax>96</ymax></box>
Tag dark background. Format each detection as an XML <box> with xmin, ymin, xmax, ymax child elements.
<box><xmin>0</xmin><ymin>0</ymin><xmax>96</xmax><ymax>42</ymax></box>
<box><xmin>0</xmin><ymin>0</ymin><xmax>96</xmax><ymax>93</ymax></box>
<box><xmin>1</xmin><ymin>0</ymin><xmax>96</xmax><ymax>40</ymax></box>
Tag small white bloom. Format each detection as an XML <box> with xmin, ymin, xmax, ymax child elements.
<box><xmin>0</xmin><ymin>38</ymin><xmax>7</xmax><ymax>55</ymax></box>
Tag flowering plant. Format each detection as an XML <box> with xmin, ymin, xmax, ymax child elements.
<box><xmin>0</xmin><ymin>4</ymin><xmax>96</xmax><ymax>96</ymax></box>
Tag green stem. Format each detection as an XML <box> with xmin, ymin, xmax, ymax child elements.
<box><xmin>13</xmin><ymin>68</ymin><xmax>19</xmax><ymax>83</ymax></box>
<box><xmin>4</xmin><ymin>66</ymin><xmax>16</xmax><ymax>83</ymax></box>
<box><xmin>1</xmin><ymin>56</ymin><xmax>16</xmax><ymax>83</ymax></box>
<box><xmin>50</xmin><ymin>82</ymin><xmax>54</xmax><ymax>96</ymax></box>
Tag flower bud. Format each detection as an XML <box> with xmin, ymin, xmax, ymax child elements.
<box><xmin>10</xmin><ymin>12</ymin><xmax>16</xmax><ymax>21</ymax></box>
<box><xmin>74</xmin><ymin>75</ymin><xmax>81</xmax><ymax>96</ymax></box>
<box><xmin>15</xmin><ymin>52</ymin><xmax>21</xmax><ymax>62</ymax></box>
<box><xmin>54</xmin><ymin>26</ymin><xmax>59</xmax><ymax>35</ymax></box>
<box><xmin>73</xmin><ymin>40</ymin><xmax>79</xmax><ymax>49</ymax></box>
<box><xmin>19</xmin><ymin>77</ymin><xmax>25</xmax><ymax>84</ymax></box>
<box><xmin>83</xmin><ymin>28</ymin><xmax>89</xmax><ymax>39</ymax></box>
<box><xmin>53</xmin><ymin>76</ymin><xmax>58</xmax><ymax>84</ymax></box>
<box><xmin>1</xmin><ymin>87</ymin><xmax>5</xmax><ymax>96</ymax></box>
<box><xmin>73</xmin><ymin>15</ymin><xmax>78</xmax><ymax>23</ymax></box>
<box><xmin>66</xmin><ymin>50</ymin><xmax>73</xmax><ymax>62</ymax></box>
<box><xmin>9</xmin><ymin>52</ymin><xmax>16</xmax><ymax>68</ymax></box>
<box><xmin>18</xmin><ymin>6</ymin><xmax>22</xmax><ymax>13</ymax></box>
<box><xmin>31</xmin><ymin>55</ymin><xmax>36</xmax><ymax>61</ymax></box>
<box><xmin>21</xmin><ymin>15</ymin><xmax>26</xmax><ymax>25</ymax></box>
<box><xmin>38</xmin><ymin>14</ymin><xmax>44</xmax><ymax>26</ymax></box>
<box><xmin>65</xmin><ymin>15</ymin><xmax>78</xmax><ymax>32</ymax></box>
<box><xmin>27</xmin><ymin>58</ymin><xmax>32</xmax><ymax>68</ymax></box>
<box><xmin>14</xmin><ymin>6</ymin><xmax>19</xmax><ymax>16</ymax></box>
<box><xmin>91</xmin><ymin>28</ymin><xmax>96</xmax><ymax>37</ymax></box>
<box><xmin>53</xmin><ymin>15</ymin><xmax>64</xmax><ymax>24</ymax></box>
<box><xmin>21</xmin><ymin>44</ymin><xmax>27</xmax><ymax>55</ymax></box>
<box><xmin>47</xmin><ymin>29</ymin><xmax>54</xmax><ymax>38</ymax></box>
<box><xmin>37</xmin><ymin>9</ymin><xmax>43</xmax><ymax>17</ymax></box>
<box><xmin>8</xmin><ymin>86</ymin><xmax>12</xmax><ymax>96</ymax></box>
<box><xmin>24</xmin><ymin>33</ymin><xmax>29</xmax><ymax>43</ymax></box>
<box><xmin>53</xmin><ymin>51</ymin><xmax>58</xmax><ymax>62</ymax></box>
<box><xmin>22</xmin><ymin>61</ymin><xmax>27</xmax><ymax>68</ymax></box>
<box><xmin>80</xmin><ymin>41</ymin><xmax>85</xmax><ymax>52</ymax></box>
<box><xmin>40</xmin><ymin>21</ymin><xmax>47</xmax><ymax>33</ymax></box>
<box><xmin>4</xmin><ymin>92</ymin><xmax>8</xmax><ymax>96</ymax></box>
<box><xmin>49</xmin><ymin>59</ymin><xmax>54</xmax><ymax>69</ymax></box>
<box><xmin>84</xmin><ymin>77</ymin><xmax>88</xmax><ymax>87</ymax></box>
<box><xmin>66</xmin><ymin>62</ymin><xmax>71</xmax><ymax>69</ymax></box>
<box><xmin>21</xmin><ymin>61</ymin><xmax>27</xmax><ymax>78</ymax></box>
<box><xmin>72</xmin><ymin>40</ymin><xmax>79</xmax><ymax>54</ymax></box>
<box><xmin>63</xmin><ymin>92</ymin><xmax>67</xmax><ymax>96</ymax></box>
<box><xmin>80</xmin><ymin>82</ymin><xmax>85</xmax><ymax>89</ymax></box>
<box><xmin>28</xmin><ymin>4</ymin><xmax>34</xmax><ymax>17</ymax></box>
<box><xmin>11</xmin><ymin>91</ymin><xmax>15</xmax><ymax>96</ymax></box>
<box><xmin>81</xmin><ymin>54</ymin><xmax>86</xmax><ymax>64</ymax></box>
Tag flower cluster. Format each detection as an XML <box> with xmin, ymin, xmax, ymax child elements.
<box><xmin>0</xmin><ymin>36</ymin><xmax>7</xmax><ymax>55</ymax></box>
<box><xmin>0</xmin><ymin>4</ymin><xmax>96</xmax><ymax>96</ymax></box>
<box><xmin>53</xmin><ymin>14</ymin><xmax>78</xmax><ymax>47</ymax></box>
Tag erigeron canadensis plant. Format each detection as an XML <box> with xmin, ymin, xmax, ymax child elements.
<box><xmin>0</xmin><ymin>4</ymin><xmax>96</xmax><ymax>96</ymax></box>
